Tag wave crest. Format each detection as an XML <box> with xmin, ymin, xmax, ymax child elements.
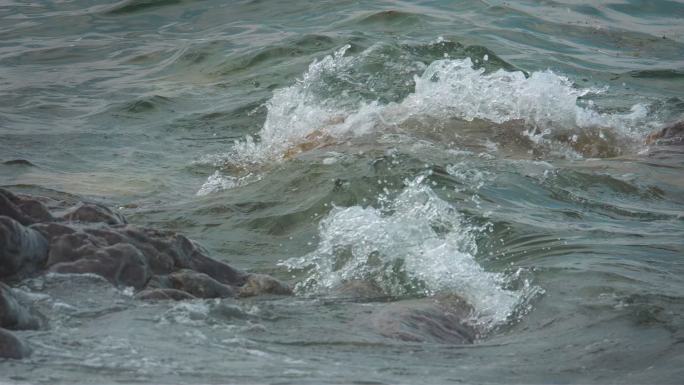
<box><xmin>281</xmin><ymin>175</ymin><xmax>537</xmax><ymax>330</ymax></box>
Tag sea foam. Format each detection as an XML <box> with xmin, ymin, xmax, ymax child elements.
<box><xmin>281</xmin><ymin>175</ymin><xmax>536</xmax><ymax>330</ymax></box>
<box><xmin>221</xmin><ymin>43</ymin><xmax>652</xmax><ymax>166</ymax></box>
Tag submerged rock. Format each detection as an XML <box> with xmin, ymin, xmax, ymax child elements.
<box><xmin>362</xmin><ymin>294</ymin><xmax>477</xmax><ymax>344</ymax></box>
<box><xmin>2</xmin><ymin>159</ymin><xmax>34</xmax><ymax>167</ymax></box>
<box><xmin>332</xmin><ymin>280</ymin><xmax>478</xmax><ymax>344</ymax></box>
<box><xmin>0</xmin><ymin>328</ymin><xmax>31</xmax><ymax>359</ymax></box>
<box><xmin>135</xmin><ymin>288</ymin><xmax>197</xmax><ymax>301</ymax></box>
<box><xmin>646</xmin><ymin>121</ymin><xmax>684</xmax><ymax>145</ymax></box>
<box><xmin>332</xmin><ymin>279</ymin><xmax>385</xmax><ymax>299</ymax></box>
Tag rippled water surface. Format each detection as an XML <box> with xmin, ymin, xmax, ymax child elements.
<box><xmin>1</xmin><ymin>0</ymin><xmax>684</xmax><ymax>383</ymax></box>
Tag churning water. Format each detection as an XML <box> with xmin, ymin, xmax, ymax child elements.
<box><xmin>1</xmin><ymin>0</ymin><xmax>684</xmax><ymax>383</ymax></box>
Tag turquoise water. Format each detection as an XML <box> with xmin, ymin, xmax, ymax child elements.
<box><xmin>1</xmin><ymin>0</ymin><xmax>684</xmax><ymax>383</ymax></box>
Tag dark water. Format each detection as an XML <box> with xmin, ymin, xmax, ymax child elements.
<box><xmin>1</xmin><ymin>0</ymin><xmax>684</xmax><ymax>383</ymax></box>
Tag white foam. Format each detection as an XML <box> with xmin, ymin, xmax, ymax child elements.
<box><xmin>281</xmin><ymin>175</ymin><xmax>529</xmax><ymax>329</ymax></box>
<box><xmin>224</xmin><ymin>44</ymin><xmax>653</xmax><ymax>165</ymax></box>
<box><xmin>196</xmin><ymin>44</ymin><xmax>658</xmax><ymax>195</ymax></box>
<box><xmin>196</xmin><ymin>170</ymin><xmax>260</xmax><ymax>196</ymax></box>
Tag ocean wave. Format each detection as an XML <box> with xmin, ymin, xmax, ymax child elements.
<box><xmin>281</xmin><ymin>175</ymin><xmax>539</xmax><ymax>330</ymax></box>
<box><xmin>218</xmin><ymin>42</ymin><xmax>655</xmax><ymax>169</ymax></box>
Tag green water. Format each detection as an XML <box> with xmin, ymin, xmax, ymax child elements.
<box><xmin>1</xmin><ymin>0</ymin><xmax>684</xmax><ymax>383</ymax></box>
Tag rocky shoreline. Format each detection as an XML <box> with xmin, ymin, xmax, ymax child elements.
<box><xmin>0</xmin><ymin>188</ymin><xmax>292</xmax><ymax>359</ymax></box>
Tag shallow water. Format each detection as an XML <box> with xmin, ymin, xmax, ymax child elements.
<box><xmin>1</xmin><ymin>0</ymin><xmax>684</xmax><ymax>383</ymax></box>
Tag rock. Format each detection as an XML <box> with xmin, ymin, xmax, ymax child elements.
<box><xmin>364</xmin><ymin>294</ymin><xmax>477</xmax><ymax>344</ymax></box>
<box><xmin>239</xmin><ymin>274</ymin><xmax>292</xmax><ymax>297</ymax></box>
<box><xmin>135</xmin><ymin>288</ymin><xmax>197</xmax><ymax>301</ymax></box>
<box><xmin>30</xmin><ymin>222</ymin><xmax>76</xmax><ymax>242</ymax></box>
<box><xmin>0</xmin><ymin>328</ymin><xmax>31</xmax><ymax>359</ymax></box>
<box><xmin>0</xmin><ymin>283</ymin><xmax>42</xmax><ymax>330</ymax></box>
<box><xmin>15</xmin><ymin>198</ymin><xmax>54</xmax><ymax>223</ymax></box>
<box><xmin>333</xmin><ymin>279</ymin><xmax>385</xmax><ymax>299</ymax></box>
<box><xmin>159</xmin><ymin>269</ymin><xmax>236</xmax><ymax>299</ymax></box>
<box><xmin>46</xmin><ymin>232</ymin><xmax>105</xmax><ymax>266</ymax></box>
<box><xmin>565</xmin><ymin>129</ymin><xmax>621</xmax><ymax>158</ymax></box>
<box><xmin>0</xmin><ymin>189</ymin><xmax>55</xmax><ymax>225</ymax></box>
<box><xmin>646</xmin><ymin>121</ymin><xmax>684</xmax><ymax>144</ymax></box>
<box><xmin>42</xmin><ymin>226</ymin><xmax>253</xmax><ymax>296</ymax></box>
<box><xmin>0</xmin><ymin>189</ymin><xmax>33</xmax><ymax>226</ymax></box>
<box><xmin>61</xmin><ymin>203</ymin><xmax>126</xmax><ymax>225</ymax></box>
<box><xmin>1</xmin><ymin>187</ymin><xmax>290</xmax><ymax>300</ymax></box>
<box><xmin>190</xmin><ymin>252</ymin><xmax>249</xmax><ymax>287</ymax></box>
<box><xmin>49</xmin><ymin>243</ymin><xmax>151</xmax><ymax>289</ymax></box>
<box><xmin>2</xmin><ymin>159</ymin><xmax>34</xmax><ymax>166</ymax></box>
<box><xmin>0</xmin><ymin>216</ymin><xmax>49</xmax><ymax>280</ymax></box>
<box><xmin>117</xmin><ymin>227</ymin><xmax>248</xmax><ymax>285</ymax></box>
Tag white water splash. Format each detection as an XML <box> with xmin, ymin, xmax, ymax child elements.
<box><xmin>281</xmin><ymin>175</ymin><xmax>530</xmax><ymax>329</ymax></box>
<box><xmin>223</xmin><ymin>45</ymin><xmax>652</xmax><ymax>166</ymax></box>
<box><xmin>196</xmin><ymin>170</ymin><xmax>260</xmax><ymax>196</ymax></box>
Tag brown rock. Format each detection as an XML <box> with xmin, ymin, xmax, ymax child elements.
<box><xmin>239</xmin><ymin>274</ymin><xmax>292</xmax><ymax>297</ymax></box>
<box><xmin>0</xmin><ymin>216</ymin><xmax>49</xmax><ymax>280</ymax></box>
<box><xmin>364</xmin><ymin>294</ymin><xmax>477</xmax><ymax>344</ymax></box>
<box><xmin>61</xmin><ymin>203</ymin><xmax>126</xmax><ymax>225</ymax></box>
<box><xmin>30</xmin><ymin>222</ymin><xmax>76</xmax><ymax>242</ymax></box>
<box><xmin>49</xmin><ymin>243</ymin><xmax>151</xmax><ymax>289</ymax></box>
<box><xmin>646</xmin><ymin>121</ymin><xmax>684</xmax><ymax>144</ymax></box>
<box><xmin>135</xmin><ymin>288</ymin><xmax>197</xmax><ymax>301</ymax></box>
<box><xmin>0</xmin><ymin>328</ymin><xmax>31</xmax><ymax>359</ymax></box>
<box><xmin>333</xmin><ymin>279</ymin><xmax>385</xmax><ymax>299</ymax></box>
<box><xmin>0</xmin><ymin>282</ymin><xmax>42</xmax><ymax>330</ymax></box>
<box><xmin>161</xmin><ymin>269</ymin><xmax>236</xmax><ymax>299</ymax></box>
<box><xmin>0</xmin><ymin>189</ymin><xmax>33</xmax><ymax>226</ymax></box>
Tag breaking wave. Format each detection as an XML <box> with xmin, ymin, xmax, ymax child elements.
<box><xmin>216</xmin><ymin>42</ymin><xmax>654</xmax><ymax>168</ymax></box>
<box><xmin>281</xmin><ymin>175</ymin><xmax>540</xmax><ymax>330</ymax></box>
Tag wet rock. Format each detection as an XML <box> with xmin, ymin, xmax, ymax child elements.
<box><xmin>30</xmin><ymin>222</ymin><xmax>76</xmax><ymax>242</ymax></box>
<box><xmin>646</xmin><ymin>121</ymin><xmax>684</xmax><ymax>144</ymax></box>
<box><xmin>1</xmin><ymin>187</ymin><xmax>290</xmax><ymax>300</ymax></box>
<box><xmin>239</xmin><ymin>274</ymin><xmax>292</xmax><ymax>297</ymax></box>
<box><xmin>0</xmin><ymin>189</ymin><xmax>33</xmax><ymax>226</ymax></box>
<box><xmin>0</xmin><ymin>189</ymin><xmax>55</xmax><ymax>225</ymax></box>
<box><xmin>0</xmin><ymin>216</ymin><xmax>49</xmax><ymax>280</ymax></box>
<box><xmin>46</xmin><ymin>232</ymin><xmax>105</xmax><ymax>266</ymax></box>
<box><xmin>135</xmin><ymin>288</ymin><xmax>197</xmax><ymax>301</ymax></box>
<box><xmin>61</xmin><ymin>203</ymin><xmax>126</xmax><ymax>225</ymax></box>
<box><xmin>365</xmin><ymin>294</ymin><xmax>477</xmax><ymax>344</ymax></box>
<box><xmin>42</xmin><ymin>226</ymin><xmax>256</xmax><ymax>296</ymax></box>
<box><xmin>15</xmin><ymin>198</ymin><xmax>54</xmax><ymax>223</ymax></box>
<box><xmin>190</xmin><ymin>252</ymin><xmax>249</xmax><ymax>287</ymax></box>
<box><xmin>49</xmin><ymin>243</ymin><xmax>151</xmax><ymax>289</ymax></box>
<box><xmin>117</xmin><ymin>227</ymin><xmax>248</xmax><ymax>285</ymax></box>
<box><xmin>564</xmin><ymin>129</ymin><xmax>622</xmax><ymax>158</ymax></box>
<box><xmin>161</xmin><ymin>269</ymin><xmax>236</xmax><ymax>299</ymax></box>
<box><xmin>0</xmin><ymin>328</ymin><xmax>31</xmax><ymax>359</ymax></box>
<box><xmin>113</xmin><ymin>227</ymin><xmax>176</xmax><ymax>275</ymax></box>
<box><xmin>333</xmin><ymin>279</ymin><xmax>385</xmax><ymax>299</ymax></box>
<box><xmin>0</xmin><ymin>283</ymin><xmax>42</xmax><ymax>330</ymax></box>
<box><xmin>2</xmin><ymin>159</ymin><xmax>34</xmax><ymax>166</ymax></box>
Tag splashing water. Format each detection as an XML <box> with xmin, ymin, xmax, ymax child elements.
<box><xmin>281</xmin><ymin>175</ymin><xmax>534</xmax><ymax>330</ymax></box>
<box><xmin>196</xmin><ymin>171</ymin><xmax>260</xmax><ymax>196</ymax></box>
<box><xmin>222</xmin><ymin>44</ymin><xmax>653</xmax><ymax>167</ymax></box>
